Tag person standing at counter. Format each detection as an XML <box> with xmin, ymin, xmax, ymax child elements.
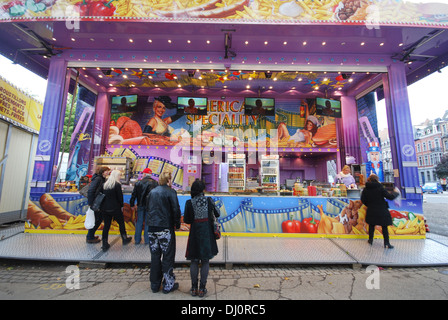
<box><xmin>130</xmin><ymin>168</ymin><xmax>158</xmax><ymax>245</ymax></box>
<box><xmin>336</xmin><ymin>165</ymin><xmax>356</xmax><ymax>188</ymax></box>
<box><xmin>100</xmin><ymin>170</ymin><xmax>132</xmax><ymax>251</ymax></box>
<box><xmin>145</xmin><ymin>171</ymin><xmax>181</xmax><ymax>294</ymax></box>
<box><xmin>361</xmin><ymin>174</ymin><xmax>399</xmax><ymax>249</ymax></box>
<box><xmin>184</xmin><ymin>179</ymin><xmax>220</xmax><ymax>297</ymax></box>
<box><xmin>86</xmin><ymin>166</ymin><xmax>110</xmax><ymax>244</ymax></box>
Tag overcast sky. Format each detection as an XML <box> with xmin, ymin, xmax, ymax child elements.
<box><xmin>1</xmin><ymin>54</ymin><xmax>447</xmax><ymax>131</ymax></box>
<box><xmin>0</xmin><ymin>55</ymin><xmax>48</xmax><ymax>103</ymax></box>
<box><xmin>376</xmin><ymin>70</ymin><xmax>448</xmax><ymax>130</ymax></box>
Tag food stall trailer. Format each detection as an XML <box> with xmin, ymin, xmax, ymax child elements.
<box><xmin>1</xmin><ymin>0</ymin><xmax>446</xmax><ymax>240</ymax></box>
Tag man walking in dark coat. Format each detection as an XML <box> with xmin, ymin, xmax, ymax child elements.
<box><xmin>145</xmin><ymin>171</ymin><xmax>181</xmax><ymax>294</ymax></box>
<box><xmin>130</xmin><ymin>168</ymin><xmax>158</xmax><ymax>244</ymax></box>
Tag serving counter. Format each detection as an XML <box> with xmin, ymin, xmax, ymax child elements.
<box><xmin>26</xmin><ymin>191</ymin><xmax>425</xmax><ymax>239</ymax></box>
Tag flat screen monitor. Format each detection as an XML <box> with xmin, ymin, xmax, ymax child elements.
<box><xmin>315</xmin><ymin>97</ymin><xmax>341</xmax><ymax>118</ymax></box>
<box><xmin>111</xmin><ymin>94</ymin><xmax>138</xmax><ymax>113</ymax></box>
<box><xmin>244</xmin><ymin>97</ymin><xmax>275</xmax><ymax>116</ymax></box>
<box><xmin>177</xmin><ymin>97</ymin><xmax>208</xmax><ymax>115</ymax></box>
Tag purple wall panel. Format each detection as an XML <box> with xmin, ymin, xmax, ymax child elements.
<box><xmin>31</xmin><ymin>58</ymin><xmax>69</xmax><ymax>193</ymax></box>
<box><xmin>340</xmin><ymin>96</ymin><xmax>360</xmax><ymax>167</ymax></box>
<box><xmin>89</xmin><ymin>92</ymin><xmax>110</xmax><ymax>173</ymax></box>
<box><xmin>384</xmin><ymin>63</ymin><xmax>421</xmax><ymax>200</ymax></box>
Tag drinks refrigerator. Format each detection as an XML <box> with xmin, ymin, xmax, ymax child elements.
<box><xmin>227</xmin><ymin>153</ymin><xmax>246</xmax><ymax>192</ymax></box>
<box><xmin>260</xmin><ymin>154</ymin><xmax>279</xmax><ymax>192</ymax></box>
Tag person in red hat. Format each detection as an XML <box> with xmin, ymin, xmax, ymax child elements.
<box><xmin>130</xmin><ymin>168</ymin><xmax>158</xmax><ymax>244</ymax></box>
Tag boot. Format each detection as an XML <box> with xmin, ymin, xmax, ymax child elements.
<box><xmin>102</xmin><ymin>234</ymin><xmax>110</xmax><ymax>251</ymax></box>
<box><xmin>190</xmin><ymin>282</ymin><xmax>198</xmax><ymax>297</ymax></box>
<box><xmin>384</xmin><ymin>242</ymin><xmax>394</xmax><ymax>249</ymax></box>
<box><xmin>86</xmin><ymin>236</ymin><xmax>101</xmax><ymax>244</ymax></box>
<box><xmin>121</xmin><ymin>233</ymin><xmax>132</xmax><ymax>245</ymax></box>
<box><xmin>198</xmin><ymin>282</ymin><xmax>207</xmax><ymax>297</ymax></box>
<box><xmin>102</xmin><ymin>241</ymin><xmax>110</xmax><ymax>252</ymax></box>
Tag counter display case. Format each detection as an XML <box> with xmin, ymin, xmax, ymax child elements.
<box><xmin>26</xmin><ymin>192</ymin><xmax>425</xmax><ymax>239</ymax></box>
<box><xmin>94</xmin><ymin>156</ymin><xmax>133</xmax><ymax>184</ymax></box>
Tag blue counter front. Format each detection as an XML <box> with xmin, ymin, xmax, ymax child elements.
<box><xmin>26</xmin><ymin>192</ymin><xmax>425</xmax><ymax>238</ymax></box>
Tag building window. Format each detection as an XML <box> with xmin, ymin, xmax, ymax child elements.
<box><xmin>423</xmin><ymin>142</ymin><xmax>426</xmax><ymax>151</ymax></box>
<box><xmin>419</xmin><ymin>156</ymin><xmax>423</xmax><ymax>166</ymax></box>
<box><xmin>417</xmin><ymin>144</ymin><xmax>421</xmax><ymax>152</ymax></box>
<box><xmin>427</xmin><ymin>171</ymin><xmax>431</xmax><ymax>181</ymax></box>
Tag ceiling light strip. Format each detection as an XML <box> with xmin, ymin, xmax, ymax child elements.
<box><xmin>229</xmin><ymin>64</ymin><xmax>388</xmax><ymax>73</ymax></box>
<box><xmin>67</xmin><ymin>61</ymin><xmax>227</xmax><ymax>70</ymax></box>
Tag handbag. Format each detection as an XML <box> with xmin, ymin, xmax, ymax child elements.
<box><xmin>91</xmin><ymin>192</ymin><xmax>105</xmax><ymax>212</ymax></box>
<box><xmin>207</xmin><ymin>197</ymin><xmax>221</xmax><ymax>240</ymax></box>
<box><xmin>213</xmin><ymin>220</ymin><xmax>221</xmax><ymax>240</ymax></box>
<box><xmin>84</xmin><ymin>207</ymin><xmax>95</xmax><ymax>229</ymax></box>
<box><xmin>79</xmin><ymin>183</ymin><xmax>90</xmax><ymax>198</ymax></box>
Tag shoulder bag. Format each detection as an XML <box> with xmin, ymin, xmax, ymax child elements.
<box><xmin>91</xmin><ymin>184</ymin><xmax>106</xmax><ymax>212</ymax></box>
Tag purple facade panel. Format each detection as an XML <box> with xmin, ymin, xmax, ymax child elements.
<box><xmin>89</xmin><ymin>92</ymin><xmax>110</xmax><ymax>173</ymax></box>
<box><xmin>340</xmin><ymin>96</ymin><xmax>360</xmax><ymax>168</ymax></box>
<box><xmin>31</xmin><ymin>58</ymin><xmax>69</xmax><ymax>193</ymax></box>
<box><xmin>384</xmin><ymin>63</ymin><xmax>421</xmax><ymax>200</ymax></box>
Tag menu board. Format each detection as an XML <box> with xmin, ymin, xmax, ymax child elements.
<box><xmin>133</xmin><ymin>158</ymin><xmax>148</xmax><ymax>173</ymax></box>
<box><xmin>107</xmin><ymin>145</ymin><xmax>184</xmax><ymax>188</ymax></box>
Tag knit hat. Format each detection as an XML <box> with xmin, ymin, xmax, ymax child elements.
<box><xmin>142</xmin><ymin>168</ymin><xmax>152</xmax><ymax>174</ymax></box>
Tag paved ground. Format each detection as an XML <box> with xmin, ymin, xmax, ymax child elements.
<box><xmin>0</xmin><ymin>260</ymin><xmax>447</xmax><ymax>301</ymax></box>
<box><xmin>423</xmin><ymin>202</ymin><xmax>448</xmax><ymax>237</ymax></box>
<box><xmin>0</xmin><ymin>196</ymin><xmax>446</xmax><ymax>305</ymax></box>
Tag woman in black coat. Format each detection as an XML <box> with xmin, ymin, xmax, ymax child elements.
<box><xmin>361</xmin><ymin>174</ymin><xmax>399</xmax><ymax>249</ymax></box>
<box><xmin>100</xmin><ymin>170</ymin><xmax>132</xmax><ymax>251</ymax></box>
<box><xmin>184</xmin><ymin>180</ymin><xmax>220</xmax><ymax>297</ymax></box>
<box><xmin>86</xmin><ymin>166</ymin><xmax>110</xmax><ymax>244</ymax></box>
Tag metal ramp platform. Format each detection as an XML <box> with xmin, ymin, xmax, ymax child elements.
<box><xmin>0</xmin><ymin>224</ymin><xmax>448</xmax><ymax>267</ymax></box>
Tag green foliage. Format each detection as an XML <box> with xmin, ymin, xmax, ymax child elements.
<box><xmin>60</xmin><ymin>93</ymin><xmax>77</xmax><ymax>153</ymax></box>
<box><xmin>435</xmin><ymin>154</ymin><xmax>448</xmax><ymax>179</ymax></box>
